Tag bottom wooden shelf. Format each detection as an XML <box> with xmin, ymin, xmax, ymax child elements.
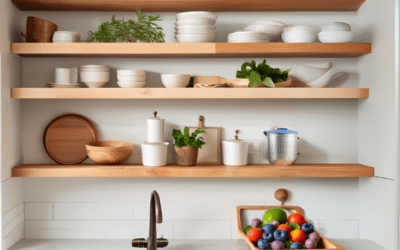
<box><xmin>12</xmin><ymin>164</ymin><xmax>374</xmax><ymax>178</ymax></box>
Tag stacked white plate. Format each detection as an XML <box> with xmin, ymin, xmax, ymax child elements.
<box><xmin>318</xmin><ymin>22</ymin><xmax>355</xmax><ymax>43</ymax></box>
<box><xmin>117</xmin><ymin>70</ymin><xmax>147</xmax><ymax>88</ymax></box>
<box><xmin>241</xmin><ymin>21</ymin><xmax>287</xmax><ymax>42</ymax></box>
<box><xmin>281</xmin><ymin>26</ymin><xmax>318</xmax><ymax>43</ymax></box>
<box><xmin>228</xmin><ymin>31</ymin><xmax>271</xmax><ymax>43</ymax></box>
<box><xmin>52</xmin><ymin>31</ymin><xmax>80</xmax><ymax>43</ymax></box>
<box><xmin>175</xmin><ymin>11</ymin><xmax>218</xmax><ymax>43</ymax></box>
<box><xmin>80</xmin><ymin>65</ymin><xmax>110</xmax><ymax>88</ymax></box>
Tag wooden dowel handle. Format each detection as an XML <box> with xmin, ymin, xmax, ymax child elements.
<box><xmin>198</xmin><ymin>115</ymin><xmax>204</xmax><ymax>127</ymax></box>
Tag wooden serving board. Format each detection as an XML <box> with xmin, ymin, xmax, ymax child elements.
<box><xmin>237</xmin><ymin>205</ymin><xmax>344</xmax><ymax>250</ymax></box>
<box><xmin>189</xmin><ymin>116</ymin><xmax>221</xmax><ymax>165</ymax></box>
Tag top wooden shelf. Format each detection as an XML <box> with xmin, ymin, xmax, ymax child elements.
<box><xmin>11</xmin><ymin>0</ymin><xmax>366</xmax><ymax>12</ymax></box>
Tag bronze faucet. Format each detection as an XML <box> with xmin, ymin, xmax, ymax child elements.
<box><xmin>132</xmin><ymin>191</ymin><xmax>168</xmax><ymax>249</ymax></box>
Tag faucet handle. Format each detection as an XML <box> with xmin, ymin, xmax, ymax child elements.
<box><xmin>132</xmin><ymin>238</ymin><xmax>148</xmax><ymax>248</ymax></box>
<box><xmin>156</xmin><ymin>237</ymin><xmax>169</xmax><ymax>248</ymax></box>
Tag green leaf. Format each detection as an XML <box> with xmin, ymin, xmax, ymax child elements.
<box><xmin>172</xmin><ymin>127</ymin><xmax>206</xmax><ymax>148</ymax></box>
<box><xmin>262</xmin><ymin>77</ymin><xmax>275</xmax><ymax>88</ymax></box>
<box><xmin>287</xmin><ymin>222</ymin><xmax>301</xmax><ymax>230</ymax></box>
<box><xmin>243</xmin><ymin>225</ymin><xmax>252</xmax><ymax>235</ymax></box>
<box><xmin>236</xmin><ymin>59</ymin><xmax>290</xmax><ymax>85</ymax></box>
<box><xmin>285</xmin><ymin>240</ymin><xmax>293</xmax><ymax>250</ymax></box>
<box><xmin>249</xmin><ymin>60</ymin><xmax>257</xmax><ymax>70</ymax></box>
<box><xmin>248</xmin><ymin>71</ymin><xmax>261</xmax><ymax>87</ymax></box>
<box><xmin>258</xmin><ymin>223</ymin><xmax>267</xmax><ymax>229</ymax></box>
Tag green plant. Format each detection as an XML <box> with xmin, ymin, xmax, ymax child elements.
<box><xmin>186</xmin><ymin>77</ymin><xmax>194</xmax><ymax>88</ymax></box>
<box><xmin>86</xmin><ymin>9</ymin><xmax>165</xmax><ymax>43</ymax></box>
<box><xmin>172</xmin><ymin>127</ymin><xmax>206</xmax><ymax>148</ymax></box>
<box><xmin>236</xmin><ymin>60</ymin><xmax>290</xmax><ymax>88</ymax></box>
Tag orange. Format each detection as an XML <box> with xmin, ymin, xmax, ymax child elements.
<box><xmin>247</xmin><ymin>228</ymin><xmax>263</xmax><ymax>242</ymax></box>
<box><xmin>277</xmin><ymin>224</ymin><xmax>292</xmax><ymax>233</ymax></box>
<box><xmin>289</xmin><ymin>229</ymin><xmax>307</xmax><ymax>243</ymax></box>
<box><xmin>288</xmin><ymin>213</ymin><xmax>306</xmax><ymax>226</ymax></box>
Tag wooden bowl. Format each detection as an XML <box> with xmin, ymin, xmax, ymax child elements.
<box><xmin>22</xmin><ymin>16</ymin><xmax>58</xmax><ymax>43</ymax></box>
<box><xmin>86</xmin><ymin>141</ymin><xmax>133</xmax><ymax>165</ymax></box>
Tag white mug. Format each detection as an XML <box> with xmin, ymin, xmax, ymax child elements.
<box><xmin>55</xmin><ymin>68</ymin><xmax>78</xmax><ymax>84</ymax></box>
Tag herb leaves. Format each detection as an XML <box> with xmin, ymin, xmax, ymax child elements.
<box><xmin>172</xmin><ymin>127</ymin><xmax>206</xmax><ymax>148</ymax></box>
<box><xmin>236</xmin><ymin>60</ymin><xmax>290</xmax><ymax>87</ymax></box>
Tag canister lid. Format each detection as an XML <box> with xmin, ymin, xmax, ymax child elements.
<box><xmin>223</xmin><ymin>129</ymin><xmax>248</xmax><ymax>143</ymax></box>
<box><xmin>264</xmin><ymin>128</ymin><xmax>298</xmax><ymax>134</ymax></box>
<box><xmin>148</xmin><ymin>111</ymin><xmax>163</xmax><ymax>120</ymax></box>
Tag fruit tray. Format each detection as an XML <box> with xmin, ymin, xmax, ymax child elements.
<box><xmin>236</xmin><ymin>205</ymin><xmax>344</xmax><ymax>250</ymax></box>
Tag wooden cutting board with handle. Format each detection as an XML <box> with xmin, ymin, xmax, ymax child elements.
<box><xmin>189</xmin><ymin>116</ymin><xmax>221</xmax><ymax>165</ymax></box>
<box><xmin>193</xmin><ymin>76</ymin><xmax>295</xmax><ymax>87</ymax></box>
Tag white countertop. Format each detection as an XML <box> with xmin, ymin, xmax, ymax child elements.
<box><xmin>9</xmin><ymin>239</ymin><xmax>383</xmax><ymax>250</ymax></box>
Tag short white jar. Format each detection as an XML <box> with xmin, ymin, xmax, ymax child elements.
<box><xmin>222</xmin><ymin>130</ymin><xmax>249</xmax><ymax>166</ymax></box>
<box><xmin>141</xmin><ymin>142</ymin><xmax>169</xmax><ymax>167</ymax></box>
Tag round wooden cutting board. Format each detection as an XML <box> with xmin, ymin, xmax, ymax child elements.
<box><xmin>43</xmin><ymin>113</ymin><xmax>99</xmax><ymax>164</ymax></box>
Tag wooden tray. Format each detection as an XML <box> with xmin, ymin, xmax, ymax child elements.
<box><xmin>237</xmin><ymin>206</ymin><xmax>344</xmax><ymax>250</ymax></box>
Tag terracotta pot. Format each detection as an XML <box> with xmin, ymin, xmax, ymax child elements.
<box><xmin>22</xmin><ymin>16</ymin><xmax>58</xmax><ymax>43</ymax></box>
<box><xmin>175</xmin><ymin>146</ymin><xmax>199</xmax><ymax>166</ymax></box>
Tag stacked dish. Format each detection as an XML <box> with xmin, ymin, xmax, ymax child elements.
<box><xmin>117</xmin><ymin>70</ymin><xmax>147</xmax><ymax>88</ymax></box>
<box><xmin>318</xmin><ymin>22</ymin><xmax>355</xmax><ymax>43</ymax></box>
<box><xmin>175</xmin><ymin>11</ymin><xmax>218</xmax><ymax>43</ymax></box>
<box><xmin>52</xmin><ymin>31</ymin><xmax>80</xmax><ymax>43</ymax></box>
<box><xmin>241</xmin><ymin>21</ymin><xmax>287</xmax><ymax>42</ymax></box>
<box><xmin>79</xmin><ymin>65</ymin><xmax>110</xmax><ymax>88</ymax></box>
<box><xmin>281</xmin><ymin>26</ymin><xmax>317</xmax><ymax>43</ymax></box>
<box><xmin>228</xmin><ymin>31</ymin><xmax>271</xmax><ymax>43</ymax></box>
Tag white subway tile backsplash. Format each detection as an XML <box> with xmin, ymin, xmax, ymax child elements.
<box><xmin>25</xmin><ymin>203</ymin><xmax>53</xmax><ymax>220</ymax></box>
<box><xmin>318</xmin><ymin>220</ymin><xmax>358</xmax><ymax>239</ymax></box>
<box><xmin>3</xmin><ymin>208</ymin><xmax>15</xmax><ymax>227</ymax></box>
<box><xmin>54</xmin><ymin>203</ymin><xmax>134</xmax><ymax>220</ymax></box>
<box><xmin>15</xmin><ymin>203</ymin><xmax>24</xmax><ymax>216</ymax></box>
<box><xmin>174</xmin><ymin>220</ymin><xmax>231</xmax><ymax>239</ymax></box>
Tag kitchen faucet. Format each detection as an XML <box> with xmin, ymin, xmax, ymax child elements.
<box><xmin>132</xmin><ymin>190</ymin><xmax>168</xmax><ymax>249</ymax></box>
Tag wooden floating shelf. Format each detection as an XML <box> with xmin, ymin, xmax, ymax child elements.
<box><xmin>12</xmin><ymin>164</ymin><xmax>374</xmax><ymax>178</ymax></box>
<box><xmin>11</xmin><ymin>88</ymin><xmax>369</xmax><ymax>99</ymax></box>
<box><xmin>11</xmin><ymin>0</ymin><xmax>366</xmax><ymax>12</ymax></box>
<box><xmin>12</xmin><ymin>43</ymin><xmax>372</xmax><ymax>58</ymax></box>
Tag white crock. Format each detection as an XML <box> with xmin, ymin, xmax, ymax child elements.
<box><xmin>222</xmin><ymin>139</ymin><xmax>249</xmax><ymax>166</ymax></box>
<box><xmin>141</xmin><ymin>142</ymin><xmax>169</xmax><ymax>166</ymax></box>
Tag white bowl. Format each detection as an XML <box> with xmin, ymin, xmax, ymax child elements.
<box><xmin>54</xmin><ymin>31</ymin><xmax>80</xmax><ymax>35</ymax></box>
<box><xmin>80</xmin><ymin>69</ymin><xmax>110</xmax><ymax>72</ymax></box>
<box><xmin>248</xmin><ymin>20</ymin><xmax>287</xmax><ymax>26</ymax></box>
<box><xmin>244</xmin><ymin>25</ymin><xmax>285</xmax><ymax>31</ymax></box>
<box><xmin>281</xmin><ymin>30</ymin><xmax>317</xmax><ymax>43</ymax></box>
<box><xmin>175</xmin><ymin>34</ymin><xmax>217</xmax><ymax>43</ymax></box>
<box><xmin>175</xmin><ymin>25</ymin><xmax>216</xmax><ymax>31</ymax></box>
<box><xmin>52</xmin><ymin>40</ymin><xmax>79</xmax><ymax>43</ymax></box>
<box><xmin>117</xmin><ymin>70</ymin><xmax>146</xmax><ymax>76</ymax></box>
<box><xmin>306</xmin><ymin>68</ymin><xmax>334</xmax><ymax>88</ymax></box>
<box><xmin>80</xmin><ymin>71</ymin><xmax>110</xmax><ymax>83</ymax></box>
<box><xmin>117</xmin><ymin>81</ymin><xmax>146</xmax><ymax>88</ymax></box>
<box><xmin>321</xmin><ymin>22</ymin><xmax>351</xmax><ymax>32</ymax></box>
<box><xmin>117</xmin><ymin>75</ymin><xmax>146</xmax><ymax>82</ymax></box>
<box><xmin>289</xmin><ymin>62</ymin><xmax>333</xmax><ymax>83</ymax></box>
<box><xmin>175</xmin><ymin>30</ymin><xmax>217</xmax><ymax>35</ymax></box>
<box><xmin>228</xmin><ymin>40</ymin><xmax>270</xmax><ymax>43</ymax></box>
<box><xmin>318</xmin><ymin>31</ymin><xmax>355</xmax><ymax>43</ymax></box>
<box><xmin>283</xmin><ymin>26</ymin><xmax>315</xmax><ymax>33</ymax></box>
<box><xmin>141</xmin><ymin>142</ymin><xmax>169</xmax><ymax>167</ymax></box>
<box><xmin>176</xmin><ymin>11</ymin><xmax>218</xmax><ymax>22</ymax></box>
<box><xmin>161</xmin><ymin>74</ymin><xmax>191</xmax><ymax>88</ymax></box>
<box><xmin>80</xmin><ymin>65</ymin><xmax>110</xmax><ymax>70</ymax></box>
<box><xmin>237</xmin><ymin>29</ymin><xmax>280</xmax><ymax>42</ymax></box>
<box><xmin>175</xmin><ymin>18</ymin><xmax>216</xmax><ymax>26</ymax></box>
<box><xmin>82</xmin><ymin>82</ymin><xmax>109</xmax><ymax>88</ymax></box>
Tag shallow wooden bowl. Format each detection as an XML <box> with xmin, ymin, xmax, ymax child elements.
<box><xmin>237</xmin><ymin>205</ymin><xmax>344</xmax><ymax>250</ymax></box>
<box><xmin>86</xmin><ymin>141</ymin><xmax>133</xmax><ymax>165</ymax></box>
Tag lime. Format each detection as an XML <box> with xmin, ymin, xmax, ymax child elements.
<box><xmin>262</xmin><ymin>208</ymin><xmax>287</xmax><ymax>224</ymax></box>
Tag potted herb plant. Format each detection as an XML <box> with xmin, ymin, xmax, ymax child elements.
<box><xmin>236</xmin><ymin>60</ymin><xmax>290</xmax><ymax>87</ymax></box>
<box><xmin>172</xmin><ymin>127</ymin><xmax>206</xmax><ymax>166</ymax></box>
<box><xmin>85</xmin><ymin>9</ymin><xmax>165</xmax><ymax>43</ymax></box>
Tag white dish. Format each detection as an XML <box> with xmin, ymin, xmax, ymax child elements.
<box><xmin>283</xmin><ymin>26</ymin><xmax>315</xmax><ymax>33</ymax></box>
<box><xmin>228</xmin><ymin>40</ymin><xmax>270</xmax><ymax>43</ymax></box>
<box><xmin>117</xmin><ymin>81</ymin><xmax>146</xmax><ymax>88</ymax></box>
<box><xmin>52</xmin><ymin>40</ymin><xmax>79</xmax><ymax>43</ymax></box>
<box><xmin>318</xmin><ymin>31</ymin><xmax>355</xmax><ymax>43</ymax></box>
<box><xmin>117</xmin><ymin>75</ymin><xmax>146</xmax><ymax>82</ymax></box>
<box><xmin>175</xmin><ymin>33</ymin><xmax>217</xmax><ymax>43</ymax></box>
<box><xmin>175</xmin><ymin>25</ymin><xmax>216</xmax><ymax>31</ymax></box>
<box><xmin>306</xmin><ymin>68</ymin><xmax>334</xmax><ymax>88</ymax></box>
<box><xmin>240</xmin><ymin>28</ymin><xmax>282</xmax><ymax>42</ymax></box>
<box><xmin>161</xmin><ymin>74</ymin><xmax>191</xmax><ymax>88</ymax></box>
<box><xmin>80</xmin><ymin>65</ymin><xmax>110</xmax><ymax>70</ymax></box>
<box><xmin>80</xmin><ymin>69</ymin><xmax>110</xmax><ymax>72</ymax></box>
<box><xmin>176</xmin><ymin>11</ymin><xmax>218</xmax><ymax>22</ymax></box>
<box><xmin>175</xmin><ymin>18</ymin><xmax>216</xmax><ymax>26</ymax></box>
<box><xmin>175</xmin><ymin>30</ymin><xmax>217</xmax><ymax>35</ymax></box>
<box><xmin>248</xmin><ymin>20</ymin><xmax>287</xmax><ymax>26</ymax></box>
<box><xmin>281</xmin><ymin>30</ymin><xmax>317</xmax><ymax>43</ymax></box>
<box><xmin>321</xmin><ymin>22</ymin><xmax>351</xmax><ymax>32</ymax></box>
<box><xmin>80</xmin><ymin>71</ymin><xmax>110</xmax><ymax>84</ymax></box>
<box><xmin>244</xmin><ymin>25</ymin><xmax>285</xmax><ymax>31</ymax></box>
<box><xmin>82</xmin><ymin>82</ymin><xmax>108</xmax><ymax>88</ymax></box>
<box><xmin>54</xmin><ymin>31</ymin><xmax>80</xmax><ymax>35</ymax></box>
<box><xmin>289</xmin><ymin>62</ymin><xmax>333</xmax><ymax>83</ymax></box>
<box><xmin>47</xmin><ymin>83</ymin><xmax>82</xmax><ymax>88</ymax></box>
<box><xmin>141</xmin><ymin>142</ymin><xmax>169</xmax><ymax>167</ymax></box>
<box><xmin>117</xmin><ymin>70</ymin><xmax>146</xmax><ymax>76</ymax></box>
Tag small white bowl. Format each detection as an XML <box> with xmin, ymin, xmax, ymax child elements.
<box><xmin>80</xmin><ymin>65</ymin><xmax>110</xmax><ymax>70</ymax></box>
<box><xmin>321</xmin><ymin>22</ymin><xmax>351</xmax><ymax>32</ymax></box>
<box><xmin>175</xmin><ymin>18</ymin><xmax>216</xmax><ymax>26</ymax></box>
<box><xmin>80</xmin><ymin>69</ymin><xmax>110</xmax><ymax>72</ymax></box>
<box><xmin>318</xmin><ymin>31</ymin><xmax>355</xmax><ymax>43</ymax></box>
<box><xmin>283</xmin><ymin>26</ymin><xmax>315</xmax><ymax>33</ymax></box>
<box><xmin>82</xmin><ymin>82</ymin><xmax>109</xmax><ymax>88</ymax></box>
<box><xmin>116</xmin><ymin>70</ymin><xmax>146</xmax><ymax>76</ymax></box>
<box><xmin>175</xmin><ymin>25</ymin><xmax>216</xmax><ymax>31</ymax></box>
<box><xmin>248</xmin><ymin>20</ymin><xmax>287</xmax><ymax>26</ymax></box>
<box><xmin>175</xmin><ymin>33</ymin><xmax>217</xmax><ymax>43</ymax></box>
<box><xmin>281</xmin><ymin>30</ymin><xmax>317</xmax><ymax>43</ymax></box>
<box><xmin>237</xmin><ymin>29</ymin><xmax>280</xmax><ymax>42</ymax></box>
<box><xmin>117</xmin><ymin>81</ymin><xmax>146</xmax><ymax>88</ymax></box>
<box><xmin>176</xmin><ymin>11</ymin><xmax>218</xmax><ymax>22</ymax></box>
<box><xmin>161</xmin><ymin>74</ymin><xmax>191</xmax><ymax>88</ymax></box>
<box><xmin>244</xmin><ymin>25</ymin><xmax>285</xmax><ymax>31</ymax></box>
<box><xmin>175</xmin><ymin>30</ymin><xmax>217</xmax><ymax>35</ymax></box>
<box><xmin>80</xmin><ymin>71</ymin><xmax>110</xmax><ymax>83</ymax></box>
<box><xmin>117</xmin><ymin>75</ymin><xmax>146</xmax><ymax>82</ymax></box>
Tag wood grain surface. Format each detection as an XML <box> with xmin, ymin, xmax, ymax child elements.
<box><xmin>12</xmin><ymin>164</ymin><xmax>374</xmax><ymax>178</ymax></box>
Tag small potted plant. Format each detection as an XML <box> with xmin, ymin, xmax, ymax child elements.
<box><xmin>172</xmin><ymin>127</ymin><xmax>206</xmax><ymax>166</ymax></box>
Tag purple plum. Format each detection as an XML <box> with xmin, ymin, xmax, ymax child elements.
<box><xmin>271</xmin><ymin>240</ymin><xmax>285</xmax><ymax>250</ymax></box>
<box><xmin>270</xmin><ymin>220</ymin><xmax>280</xmax><ymax>228</ymax></box>
<box><xmin>305</xmin><ymin>239</ymin><xmax>317</xmax><ymax>249</ymax></box>
<box><xmin>308</xmin><ymin>232</ymin><xmax>320</xmax><ymax>242</ymax></box>
<box><xmin>252</xmin><ymin>218</ymin><xmax>262</xmax><ymax>228</ymax></box>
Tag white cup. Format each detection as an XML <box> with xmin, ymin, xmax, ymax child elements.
<box><xmin>55</xmin><ymin>68</ymin><xmax>78</xmax><ymax>84</ymax></box>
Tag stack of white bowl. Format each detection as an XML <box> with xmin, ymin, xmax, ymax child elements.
<box><xmin>79</xmin><ymin>65</ymin><xmax>110</xmax><ymax>88</ymax></box>
<box><xmin>175</xmin><ymin>11</ymin><xmax>218</xmax><ymax>43</ymax></box>
<box><xmin>241</xmin><ymin>21</ymin><xmax>287</xmax><ymax>42</ymax></box>
<box><xmin>318</xmin><ymin>22</ymin><xmax>355</xmax><ymax>43</ymax></box>
<box><xmin>281</xmin><ymin>26</ymin><xmax>318</xmax><ymax>43</ymax></box>
<box><xmin>117</xmin><ymin>70</ymin><xmax>147</xmax><ymax>88</ymax></box>
<box><xmin>228</xmin><ymin>31</ymin><xmax>271</xmax><ymax>43</ymax></box>
<box><xmin>52</xmin><ymin>31</ymin><xmax>80</xmax><ymax>43</ymax></box>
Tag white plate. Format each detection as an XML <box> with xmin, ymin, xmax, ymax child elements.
<box><xmin>176</xmin><ymin>25</ymin><xmax>216</xmax><ymax>31</ymax></box>
<box><xmin>47</xmin><ymin>83</ymin><xmax>82</xmax><ymax>88</ymax></box>
<box><xmin>247</xmin><ymin>20</ymin><xmax>287</xmax><ymax>26</ymax></box>
<box><xmin>175</xmin><ymin>34</ymin><xmax>217</xmax><ymax>43</ymax></box>
<box><xmin>175</xmin><ymin>19</ymin><xmax>216</xmax><ymax>26</ymax></box>
<box><xmin>228</xmin><ymin>39</ymin><xmax>270</xmax><ymax>43</ymax></box>
<box><xmin>176</xmin><ymin>11</ymin><xmax>218</xmax><ymax>22</ymax></box>
<box><xmin>117</xmin><ymin>70</ymin><xmax>146</xmax><ymax>76</ymax></box>
<box><xmin>244</xmin><ymin>25</ymin><xmax>285</xmax><ymax>31</ymax></box>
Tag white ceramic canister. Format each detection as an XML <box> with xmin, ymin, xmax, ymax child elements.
<box><xmin>147</xmin><ymin>111</ymin><xmax>164</xmax><ymax>143</ymax></box>
<box><xmin>222</xmin><ymin>130</ymin><xmax>249</xmax><ymax>166</ymax></box>
<box><xmin>141</xmin><ymin>142</ymin><xmax>169</xmax><ymax>166</ymax></box>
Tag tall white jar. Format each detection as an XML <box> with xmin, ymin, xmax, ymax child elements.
<box><xmin>147</xmin><ymin>111</ymin><xmax>164</xmax><ymax>143</ymax></box>
<box><xmin>222</xmin><ymin>130</ymin><xmax>249</xmax><ymax>166</ymax></box>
